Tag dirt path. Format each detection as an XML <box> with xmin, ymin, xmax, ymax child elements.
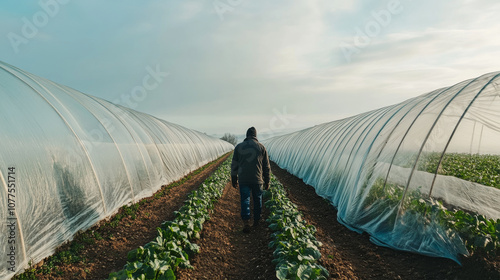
<box><xmin>270</xmin><ymin>162</ymin><xmax>500</xmax><ymax>280</ymax></box>
<box><xmin>28</xmin><ymin>154</ymin><xmax>230</xmax><ymax>280</ymax></box>
<box><xmin>177</xmin><ymin>182</ymin><xmax>276</xmax><ymax>280</ymax></box>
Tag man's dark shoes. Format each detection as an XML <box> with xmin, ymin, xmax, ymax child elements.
<box><xmin>243</xmin><ymin>220</ymin><xmax>251</xmax><ymax>233</ymax></box>
<box><xmin>252</xmin><ymin>219</ymin><xmax>260</xmax><ymax>228</ymax></box>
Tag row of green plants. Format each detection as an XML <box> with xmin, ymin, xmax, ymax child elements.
<box><xmin>107</xmin><ymin>157</ymin><xmax>231</xmax><ymax>280</ymax></box>
<box><xmin>264</xmin><ymin>175</ymin><xmax>329</xmax><ymax>280</ymax></box>
<box><xmin>417</xmin><ymin>152</ymin><xmax>500</xmax><ymax>190</ymax></box>
<box><xmin>393</xmin><ymin>152</ymin><xmax>500</xmax><ymax>190</ymax></box>
<box><xmin>364</xmin><ymin>179</ymin><xmax>500</xmax><ymax>256</ymax></box>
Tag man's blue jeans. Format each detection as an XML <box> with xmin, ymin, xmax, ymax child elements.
<box><xmin>239</xmin><ymin>184</ymin><xmax>263</xmax><ymax>221</ymax></box>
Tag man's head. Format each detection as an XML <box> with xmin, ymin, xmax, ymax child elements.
<box><xmin>246</xmin><ymin>127</ymin><xmax>257</xmax><ymax>139</ymax></box>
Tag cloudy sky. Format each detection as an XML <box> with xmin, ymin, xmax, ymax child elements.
<box><xmin>1</xmin><ymin>0</ymin><xmax>500</xmax><ymax>138</ymax></box>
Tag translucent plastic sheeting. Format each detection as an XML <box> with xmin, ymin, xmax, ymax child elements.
<box><xmin>0</xmin><ymin>61</ymin><xmax>233</xmax><ymax>278</ymax></box>
<box><xmin>263</xmin><ymin>71</ymin><xmax>500</xmax><ymax>263</ymax></box>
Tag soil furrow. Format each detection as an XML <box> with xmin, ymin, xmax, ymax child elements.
<box><xmin>177</xmin><ymin>183</ymin><xmax>276</xmax><ymax>280</ymax></box>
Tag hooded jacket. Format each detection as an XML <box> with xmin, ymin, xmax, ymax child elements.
<box><xmin>231</xmin><ymin>127</ymin><xmax>271</xmax><ymax>187</ymax></box>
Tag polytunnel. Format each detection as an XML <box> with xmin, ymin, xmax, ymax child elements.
<box><xmin>0</xmin><ymin>61</ymin><xmax>233</xmax><ymax>278</ymax></box>
<box><xmin>263</xmin><ymin>71</ymin><xmax>500</xmax><ymax>263</ymax></box>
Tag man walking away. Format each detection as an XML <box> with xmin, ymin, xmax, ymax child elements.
<box><xmin>231</xmin><ymin>127</ymin><xmax>271</xmax><ymax>233</ymax></box>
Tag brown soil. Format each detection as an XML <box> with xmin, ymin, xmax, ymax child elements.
<box><xmin>28</xmin><ymin>153</ymin><xmax>231</xmax><ymax>280</ymax></box>
<box><xmin>21</xmin><ymin>156</ymin><xmax>500</xmax><ymax>280</ymax></box>
<box><xmin>176</xmin><ymin>182</ymin><xmax>275</xmax><ymax>280</ymax></box>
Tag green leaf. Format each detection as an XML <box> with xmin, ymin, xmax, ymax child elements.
<box><xmin>185</xmin><ymin>242</ymin><xmax>200</xmax><ymax>256</ymax></box>
<box><xmin>276</xmin><ymin>266</ymin><xmax>289</xmax><ymax>280</ymax></box>
<box><xmin>125</xmin><ymin>261</ymin><xmax>143</xmax><ymax>273</ymax></box>
<box><xmin>143</xmin><ymin>265</ymin><xmax>156</xmax><ymax>279</ymax></box>
<box><xmin>128</xmin><ymin>247</ymin><xmax>144</xmax><ymax>262</ymax></box>
<box><xmin>301</xmin><ymin>247</ymin><xmax>321</xmax><ymax>260</ymax></box>
<box><xmin>297</xmin><ymin>264</ymin><xmax>312</xmax><ymax>279</ymax></box>
<box><xmin>107</xmin><ymin>269</ymin><xmax>130</xmax><ymax>280</ymax></box>
<box><xmin>269</xmin><ymin>223</ymin><xmax>279</xmax><ymax>231</ymax></box>
<box><xmin>157</xmin><ymin>269</ymin><xmax>176</xmax><ymax>280</ymax></box>
<box><xmin>473</xmin><ymin>235</ymin><xmax>490</xmax><ymax>248</ymax></box>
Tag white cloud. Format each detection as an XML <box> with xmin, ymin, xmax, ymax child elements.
<box><xmin>176</xmin><ymin>1</ymin><xmax>205</xmax><ymax>22</ymax></box>
<box><xmin>2</xmin><ymin>0</ymin><xmax>500</xmax><ymax>135</ymax></box>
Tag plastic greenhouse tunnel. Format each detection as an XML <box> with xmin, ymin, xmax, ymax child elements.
<box><xmin>0</xmin><ymin>61</ymin><xmax>233</xmax><ymax>279</ymax></box>
<box><xmin>262</xmin><ymin>71</ymin><xmax>500</xmax><ymax>263</ymax></box>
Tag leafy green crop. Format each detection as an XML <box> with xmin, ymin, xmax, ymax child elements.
<box><xmin>364</xmin><ymin>152</ymin><xmax>500</xmax><ymax>257</ymax></box>
<box><xmin>265</xmin><ymin>175</ymin><xmax>329</xmax><ymax>280</ymax></box>
<box><xmin>364</xmin><ymin>178</ymin><xmax>500</xmax><ymax>256</ymax></box>
<box><xmin>414</xmin><ymin>153</ymin><xmax>500</xmax><ymax>190</ymax></box>
<box><xmin>108</xmin><ymin>158</ymin><xmax>231</xmax><ymax>280</ymax></box>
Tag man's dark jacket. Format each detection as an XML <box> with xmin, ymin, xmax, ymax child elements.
<box><xmin>231</xmin><ymin>131</ymin><xmax>271</xmax><ymax>187</ymax></box>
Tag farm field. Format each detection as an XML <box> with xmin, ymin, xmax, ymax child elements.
<box><xmin>14</xmin><ymin>156</ymin><xmax>500</xmax><ymax>279</ymax></box>
<box><xmin>418</xmin><ymin>153</ymin><xmax>500</xmax><ymax>190</ymax></box>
